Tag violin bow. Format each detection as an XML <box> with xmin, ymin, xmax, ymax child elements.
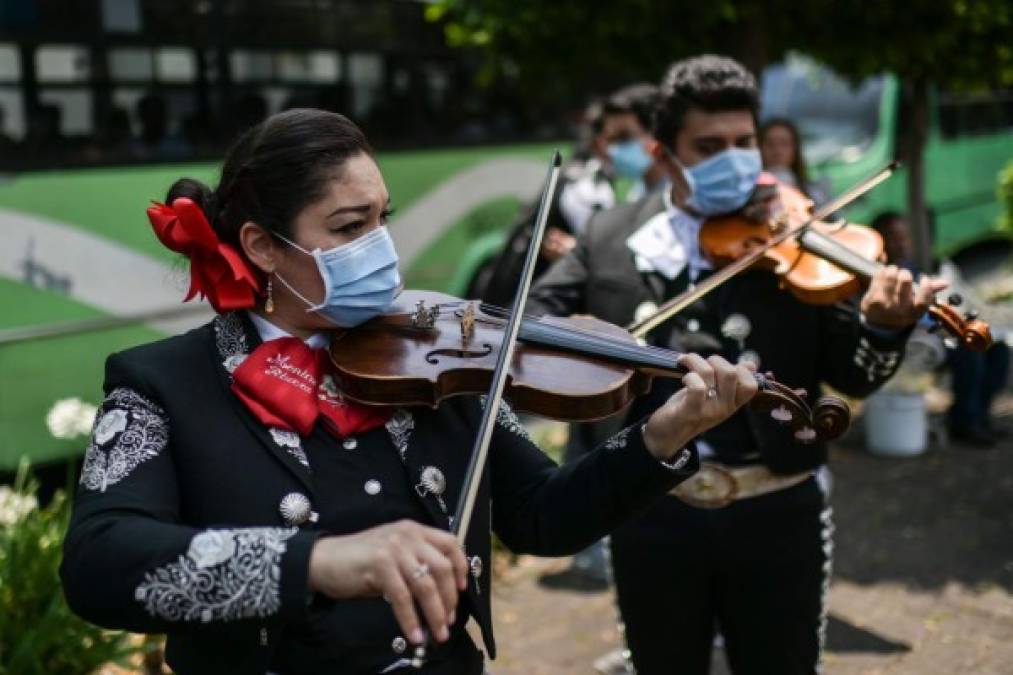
<box><xmin>451</xmin><ymin>150</ymin><xmax>563</xmax><ymax>542</ymax></box>
<box><xmin>627</xmin><ymin>161</ymin><xmax>899</xmax><ymax>339</ymax></box>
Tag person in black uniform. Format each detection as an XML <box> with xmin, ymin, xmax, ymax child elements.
<box><xmin>59</xmin><ymin>108</ymin><xmax>761</xmax><ymax>675</ymax></box>
<box><xmin>527</xmin><ymin>55</ymin><xmax>946</xmax><ymax>675</ymax></box>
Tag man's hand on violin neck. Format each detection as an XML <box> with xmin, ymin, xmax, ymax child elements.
<box><xmin>643</xmin><ymin>354</ymin><xmax>758</xmax><ymax>460</ymax></box>
<box><xmin>861</xmin><ymin>265</ymin><xmax>948</xmax><ymax>329</ymax></box>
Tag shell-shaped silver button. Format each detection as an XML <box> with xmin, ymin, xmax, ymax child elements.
<box><xmin>391</xmin><ymin>636</ymin><xmax>407</xmax><ymax>654</ymax></box>
<box><xmin>416</xmin><ymin>466</ymin><xmax>446</xmax><ymax>496</ymax></box>
<box><xmin>279</xmin><ymin>492</ymin><xmax>312</xmax><ymax>525</ymax></box>
<box><xmin>364</xmin><ymin>479</ymin><xmax>382</xmax><ymax>496</ymax></box>
<box><xmin>342</xmin><ymin>437</ymin><xmax>358</xmax><ymax>450</ymax></box>
<box><xmin>469</xmin><ymin>555</ymin><xmax>483</xmax><ymax>578</ymax></box>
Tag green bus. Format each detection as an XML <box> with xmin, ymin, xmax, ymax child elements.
<box><xmin>2</xmin><ymin>14</ymin><xmax>1011</xmax><ymax>473</ymax></box>
<box><xmin>761</xmin><ymin>55</ymin><xmax>1013</xmax><ymax>256</ymax></box>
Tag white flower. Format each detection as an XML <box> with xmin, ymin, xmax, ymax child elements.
<box><xmin>46</xmin><ymin>398</ymin><xmax>99</xmax><ymax>440</ymax></box>
<box><xmin>93</xmin><ymin>408</ymin><xmax>129</xmax><ymax>445</ymax></box>
<box><xmin>187</xmin><ymin>531</ymin><xmax>237</xmax><ymax>569</ymax></box>
<box><xmin>0</xmin><ymin>486</ymin><xmax>38</xmax><ymax>526</ymax></box>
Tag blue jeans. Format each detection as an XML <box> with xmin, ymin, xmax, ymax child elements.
<box><xmin>948</xmin><ymin>342</ymin><xmax>1010</xmax><ymax>433</ymax></box>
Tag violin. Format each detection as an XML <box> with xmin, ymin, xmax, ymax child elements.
<box><xmin>630</xmin><ymin>167</ymin><xmax>993</xmax><ymax>352</ymax></box>
<box><xmin>329</xmin><ymin>289</ymin><xmax>852</xmax><ymax>444</ymax></box>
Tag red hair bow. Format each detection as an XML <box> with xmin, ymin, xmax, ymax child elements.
<box><xmin>147</xmin><ymin>198</ymin><xmax>261</xmax><ymax>313</ymax></box>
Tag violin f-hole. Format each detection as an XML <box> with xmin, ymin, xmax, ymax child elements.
<box><xmin>425</xmin><ymin>344</ymin><xmax>494</xmax><ymax>364</ymax></box>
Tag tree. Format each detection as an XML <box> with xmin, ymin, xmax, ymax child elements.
<box><xmin>781</xmin><ymin>0</ymin><xmax>1013</xmax><ymax>271</ymax></box>
<box><xmin>430</xmin><ymin>0</ymin><xmax>1013</xmax><ymax>271</ymax></box>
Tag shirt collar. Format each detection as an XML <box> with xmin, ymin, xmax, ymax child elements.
<box><xmin>247</xmin><ymin>311</ymin><xmax>330</xmax><ymax>350</ymax></box>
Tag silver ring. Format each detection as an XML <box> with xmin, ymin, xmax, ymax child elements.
<box><xmin>411</xmin><ymin>563</ymin><xmax>431</xmax><ymax>580</ymax></box>
<box><xmin>706</xmin><ymin>388</ymin><xmax>718</xmax><ymax>399</ymax></box>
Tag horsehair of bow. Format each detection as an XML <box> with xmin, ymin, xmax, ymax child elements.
<box><xmin>451</xmin><ymin>150</ymin><xmax>563</xmax><ymax>543</ymax></box>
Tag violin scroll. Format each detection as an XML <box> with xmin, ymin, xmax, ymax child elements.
<box><xmin>748</xmin><ymin>372</ymin><xmax>852</xmax><ymax>444</ymax></box>
<box><xmin>927</xmin><ymin>303</ymin><xmax>993</xmax><ymax>352</ymax></box>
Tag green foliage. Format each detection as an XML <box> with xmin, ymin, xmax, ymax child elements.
<box><xmin>0</xmin><ymin>465</ymin><xmax>138</xmax><ymax>674</ymax></box>
<box><xmin>1000</xmin><ymin>160</ymin><xmax>1013</xmax><ymax>233</ymax></box>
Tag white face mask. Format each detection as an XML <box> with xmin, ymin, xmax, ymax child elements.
<box><xmin>274</xmin><ymin>227</ymin><xmax>401</xmax><ymax>327</ymax></box>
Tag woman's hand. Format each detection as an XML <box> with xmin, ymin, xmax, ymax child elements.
<box><xmin>308</xmin><ymin>520</ymin><xmax>469</xmax><ymax>645</ymax></box>
<box><xmin>643</xmin><ymin>354</ymin><xmax>758</xmax><ymax>460</ymax></box>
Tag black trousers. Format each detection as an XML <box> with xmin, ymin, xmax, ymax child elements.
<box><xmin>611</xmin><ymin>476</ymin><xmax>830</xmax><ymax>675</ymax></box>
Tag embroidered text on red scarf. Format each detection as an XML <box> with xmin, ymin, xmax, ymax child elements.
<box><xmin>231</xmin><ymin>337</ymin><xmax>390</xmax><ymax>438</ymax></box>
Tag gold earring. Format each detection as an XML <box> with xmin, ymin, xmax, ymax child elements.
<box><xmin>265</xmin><ymin>275</ymin><xmax>275</xmax><ymax>314</ymax></box>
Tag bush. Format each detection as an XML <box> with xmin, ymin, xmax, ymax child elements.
<box><xmin>0</xmin><ymin>465</ymin><xmax>138</xmax><ymax>674</ymax></box>
<box><xmin>1000</xmin><ymin>159</ymin><xmax>1013</xmax><ymax>233</ymax></box>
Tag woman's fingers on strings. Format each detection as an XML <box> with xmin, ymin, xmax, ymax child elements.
<box><xmin>734</xmin><ymin>364</ymin><xmax>759</xmax><ymax>407</ymax></box>
<box><xmin>708</xmin><ymin>355</ymin><xmax>738</xmax><ymax>403</ymax></box>
<box><xmin>678</xmin><ymin>353</ymin><xmax>716</xmax><ymax>390</ymax></box>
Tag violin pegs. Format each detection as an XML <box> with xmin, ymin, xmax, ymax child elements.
<box><xmin>793</xmin><ymin>388</ymin><xmax>808</xmax><ymax>399</ymax></box>
<box><xmin>964</xmin><ymin>310</ymin><xmax>979</xmax><ymax>321</ymax></box>
<box><xmin>947</xmin><ymin>293</ymin><xmax>963</xmax><ymax>307</ymax></box>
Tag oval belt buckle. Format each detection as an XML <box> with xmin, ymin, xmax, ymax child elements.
<box><xmin>671</xmin><ymin>464</ymin><xmax>738</xmax><ymax>509</ymax></box>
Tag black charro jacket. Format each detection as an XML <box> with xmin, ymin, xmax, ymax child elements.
<box><xmin>60</xmin><ymin>311</ymin><xmax>697</xmax><ymax>674</ymax></box>
<box><xmin>527</xmin><ymin>191</ymin><xmax>912</xmax><ymax>474</ymax></box>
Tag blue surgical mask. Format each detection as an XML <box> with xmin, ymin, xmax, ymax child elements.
<box><xmin>274</xmin><ymin>226</ymin><xmax>401</xmax><ymax>327</ymax></box>
<box><xmin>679</xmin><ymin>147</ymin><xmax>762</xmax><ymax>216</ymax></box>
<box><xmin>607</xmin><ymin>140</ymin><xmax>653</xmax><ymax>179</ymax></box>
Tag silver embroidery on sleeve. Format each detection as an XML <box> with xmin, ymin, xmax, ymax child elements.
<box><xmin>604</xmin><ymin>426</ymin><xmax>633</xmax><ymax>450</ymax></box>
<box><xmin>853</xmin><ymin>337</ymin><xmax>901</xmax><ymax>383</ymax></box>
<box><xmin>480</xmin><ymin>397</ymin><xmax>532</xmax><ymax>442</ymax></box>
<box><xmin>385</xmin><ymin>408</ymin><xmax>415</xmax><ymax>459</ymax></box>
<box><xmin>134</xmin><ymin>527</ymin><xmax>297</xmax><ymax>623</ymax></box>
<box><xmin>80</xmin><ymin>388</ymin><xmax>169</xmax><ymax>492</ymax></box>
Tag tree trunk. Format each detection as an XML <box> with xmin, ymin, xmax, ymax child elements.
<box><xmin>907</xmin><ymin>77</ymin><xmax>933</xmax><ymax>273</ymax></box>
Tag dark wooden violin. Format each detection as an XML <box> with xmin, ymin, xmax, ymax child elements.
<box><xmin>329</xmin><ymin>289</ymin><xmax>851</xmax><ymax>444</ymax></box>
<box><xmin>629</xmin><ymin>165</ymin><xmax>993</xmax><ymax>352</ymax></box>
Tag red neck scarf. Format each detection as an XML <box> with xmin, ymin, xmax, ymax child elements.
<box><xmin>231</xmin><ymin>337</ymin><xmax>390</xmax><ymax>439</ymax></box>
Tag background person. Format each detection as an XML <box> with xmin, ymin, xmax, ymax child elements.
<box><xmin>759</xmin><ymin>117</ymin><xmax>829</xmax><ymax>206</ymax></box>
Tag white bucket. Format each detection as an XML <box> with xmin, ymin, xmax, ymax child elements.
<box><xmin>863</xmin><ymin>392</ymin><xmax>928</xmax><ymax>457</ymax></box>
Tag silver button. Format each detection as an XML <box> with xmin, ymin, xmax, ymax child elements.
<box><xmin>470</xmin><ymin>555</ymin><xmax>483</xmax><ymax>578</ymax></box>
<box><xmin>392</xmin><ymin>636</ymin><xmax>407</xmax><ymax>654</ymax></box>
<box><xmin>279</xmin><ymin>492</ymin><xmax>312</xmax><ymax>525</ymax></box>
<box><xmin>342</xmin><ymin>437</ymin><xmax>358</xmax><ymax>450</ymax></box>
<box><xmin>686</xmin><ymin>318</ymin><xmax>701</xmax><ymax>333</ymax></box>
<box><xmin>364</xmin><ymin>479</ymin><xmax>382</xmax><ymax>496</ymax></box>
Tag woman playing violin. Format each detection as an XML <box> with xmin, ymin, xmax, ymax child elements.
<box><xmin>60</xmin><ymin>109</ymin><xmax>758</xmax><ymax>675</ymax></box>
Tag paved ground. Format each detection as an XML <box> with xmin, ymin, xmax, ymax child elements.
<box><xmin>487</xmin><ymin>399</ymin><xmax>1013</xmax><ymax>675</ymax></box>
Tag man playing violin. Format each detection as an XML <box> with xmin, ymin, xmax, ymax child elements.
<box><xmin>528</xmin><ymin>54</ymin><xmax>945</xmax><ymax>675</ymax></box>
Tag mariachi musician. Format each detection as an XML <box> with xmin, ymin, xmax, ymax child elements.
<box><xmin>526</xmin><ymin>55</ymin><xmax>944</xmax><ymax>675</ymax></box>
<box><xmin>59</xmin><ymin>109</ymin><xmax>761</xmax><ymax>674</ymax></box>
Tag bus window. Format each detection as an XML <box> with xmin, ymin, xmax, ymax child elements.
<box><xmin>109</xmin><ymin>47</ymin><xmax>154</xmax><ymax>81</ymax></box>
<box><xmin>0</xmin><ymin>44</ymin><xmax>20</xmax><ymax>80</ymax></box>
<box><xmin>938</xmin><ymin>91</ymin><xmax>1013</xmax><ymax>139</ymax></box>
<box><xmin>231</xmin><ymin>50</ymin><xmax>273</xmax><ymax>83</ymax></box>
<box><xmin>277</xmin><ymin>51</ymin><xmax>341</xmax><ymax>83</ymax></box>
<box><xmin>36</xmin><ymin>45</ymin><xmax>91</xmax><ymax>82</ymax></box>
<box><xmin>0</xmin><ymin>44</ymin><xmax>21</xmax><ymax>140</ymax></box>
<box><xmin>761</xmin><ymin>57</ymin><xmax>884</xmax><ymax>164</ymax></box>
<box><xmin>38</xmin><ymin>89</ymin><xmax>93</xmax><ymax>136</ymax></box>
<box><xmin>155</xmin><ymin>47</ymin><xmax>196</xmax><ymax>82</ymax></box>
<box><xmin>349</xmin><ymin>52</ymin><xmax>383</xmax><ymax>119</ymax></box>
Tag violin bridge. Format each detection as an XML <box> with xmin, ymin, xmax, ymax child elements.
<box><xmin>411</xmin><ymin>300</ymin><xmax>440</xmax><ymax>329</ymax></box>
<box><xmin>460</xmin><ymin>303</ymin><xmax>476</xmax><ymax>343</ymax></box>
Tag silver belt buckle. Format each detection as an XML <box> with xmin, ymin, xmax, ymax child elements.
<box><xmin>671</xmin><ymin>464</ymin><xmax>738</xmax><ymax>509</ymax></box>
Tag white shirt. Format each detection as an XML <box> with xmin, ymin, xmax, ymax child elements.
<box><xmin>626</xmin><ymin>188</ymin><xmax>713</xmax><ymax>282</ymax></box>
<box><xmin>247</xmin><ymin>311</ymin><xmax>330</xmax><ymax>350</ymax></box>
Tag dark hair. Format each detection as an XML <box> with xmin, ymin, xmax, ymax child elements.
<box><xmin>166</xmin><ymin>108</ymin><xmax>372</xmax><ymax>250</ymax></box>
<box><xmin>653</xmin><ymin>55</ymin><xmax>758</xmax><ymax>148</ymax></box>
<box><xmin>759</xmin><ymin>117</ymin><xmax>810</xmax><ymax>193</ymax></box>
<box><xmin>870</xmin><ymin>210</ymin><xmax>904</xmax><ymax>236</ymax></box>
<box><xmin>603</xmin><ymin>83</ymin><xmax>659</xmax><ymax>131</ymax></box>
